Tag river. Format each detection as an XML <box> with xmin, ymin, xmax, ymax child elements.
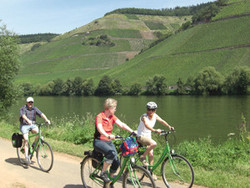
<box><xmin>9</xmin><ymin>95</ymin><xmax>250</xmax><ymax>144</ymax></box>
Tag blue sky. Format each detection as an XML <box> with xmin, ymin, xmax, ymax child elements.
<box><xmin>0</xmin><ymin>0</ymin><xmax>215</xmax><ymax>35</ymax></box>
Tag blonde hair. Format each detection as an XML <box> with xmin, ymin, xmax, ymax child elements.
<box><xmin>104</xmin><ymin>98</ymin><xmax>117</xmax><ymax>110</ymax></box>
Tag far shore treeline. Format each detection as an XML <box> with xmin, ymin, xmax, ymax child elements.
<box><xmin>19</xmin><ymin>66</ymin><xmax>250</xmax><ymax>97</ymax></box>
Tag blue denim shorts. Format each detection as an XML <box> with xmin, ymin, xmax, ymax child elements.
<box><xmin>20</xmin><ymin>124</ymin><xmax>38</xmax><ymax>134</ymax></box>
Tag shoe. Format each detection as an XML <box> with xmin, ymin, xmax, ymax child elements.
<box><xmin>152</xmin><ymin>173</ymin><xmax>157</xmax><ymax>181</ymax></box>
<box><xmin>100</xmin><ymin>171</ymin><xmax>112</xmax><ymax>183</ymax></box>
<box><xmin>24</xmin><ymin>156</ymin><xmax>31</xmax><ymax>165</ymax></box>
<box><xmin>139</xmin><ymin>156</ymin><xmax>149</xmax><ymax>166</ymax></box>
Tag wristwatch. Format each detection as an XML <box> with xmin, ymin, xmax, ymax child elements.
<box><xmin>108</xmin><ymin>135</ymin><xmax>110</xmax><ymax>139</ymax></box>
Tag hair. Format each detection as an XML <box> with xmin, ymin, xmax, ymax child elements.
<box><xmin>104</xmin><ymin>98</ymin><xmax>117</xmax><ymax>110</ymax></box>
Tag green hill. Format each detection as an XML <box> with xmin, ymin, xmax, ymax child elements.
<box><xmin>92</xmin><ymin>0</ymin><xmax>250</xmax><ymax>86</ymax></box>
<box><xmin>17</xmin><ymin>13</ymin><xmax>189</xmax><ymax>85</ymax></box>
<box><xmin>17</xmin><ymin>0</ymin><xmax>250</xmax><ymax>87</ymax></box>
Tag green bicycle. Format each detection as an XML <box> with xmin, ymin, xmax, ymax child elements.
<box><xmin>131</xmin><ymin>130</ymin><xmax>194</xmax><ymax>188</ymax></box>
<box><xmin>80</xmin><ymin>133</ymin><xmax>156</xmax><ymax>188</ymax></box>
<box><xmin>17</xmin><ymin>122</ymin><xmax>54</xmax><ymax>172</ymax></box>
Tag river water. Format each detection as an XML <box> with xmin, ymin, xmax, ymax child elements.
<box><xmin>10</xmin><ymin>95</ymin><xmax>250</xmax><ymax>144</ymax></box>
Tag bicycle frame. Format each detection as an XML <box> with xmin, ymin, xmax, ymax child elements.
<box><xmin>137</xmin><ymin>131</ymin><xmax>177</xmax><ymax>173</ymax></box>
<box><xmin>90</xmin><ymin>156</ymin><xmax>130</xmax><ymax>185</ymax></box>
<box><xmin>26</xmin><ymin>123</ymin><xmax>46</xmax><ymax>158</ymax></box>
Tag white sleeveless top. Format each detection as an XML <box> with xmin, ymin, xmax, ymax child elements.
<box><xmin>137</xmin><ymin>113</ymin><xmax>157</xmax><ymax>138</ymax></box>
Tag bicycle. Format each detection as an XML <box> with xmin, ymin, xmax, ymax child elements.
<box><xmin>17</xmin><ymin>122</ymin><xmax>54</xmax><ymax>172</ymax></box>
<box><xmin>80</xmin><ymin>133</ymin><xmax>156</xmax><ymax>188</ymax></box>
<box><xmin>130</xmin><ymin>130</ymin><xmax>194</xmax><ymax>188</ymax></box>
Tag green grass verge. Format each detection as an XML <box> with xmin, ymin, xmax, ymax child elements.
<box><xmin>1</xmin><ymin>115</ymin><xmax>249</xmax><ymax>188</ymax></box>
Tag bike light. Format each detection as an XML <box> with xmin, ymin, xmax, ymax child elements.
<box><xmin>130</xmin><ymin>157</ymin><xmax>135</xmax><ymax>164</ymax></box>
<box><xmin>171</xmin><ymin>149</ymin><xmax>175</xmax><ymax>154</ymax></box>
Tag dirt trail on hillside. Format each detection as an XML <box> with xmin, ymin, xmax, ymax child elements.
<box><xmin>0</xmin><ymin>138</ymin><xmax>208</xmax><ymax>188</ymax></box>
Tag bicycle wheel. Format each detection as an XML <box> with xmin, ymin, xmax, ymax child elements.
<box><xmin>16</xmin><ymin>139</ymin><xmax>26</xmax><ymax>164</ymax></box>
<box><xmin>123</xmin><ymin>164</ymin><xmax>156</xmax><ymax>188</ymax></box>
<box><xmin>81</xmin><ymin>156</ymin><xmax>103</xmax><ymax>188</ymax></box>
<box><xmin>161</xmin><ymin>154</ymin><xmax>194</xmax><ymax>188</ymax></box>
<box><xmin>36</xmin><ymin>140</ymin><xmax>54</xmax><ymax>172</ymax></box>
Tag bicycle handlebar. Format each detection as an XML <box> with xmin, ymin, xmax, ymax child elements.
<box><xmin>114</xmin><ymin>131</ymin><xmax>137</xmax><ymax>141</ymax></box>
<box><xmin>160</xmin><ymin>129</ymin><xmax>175</xmax><ymax>136</ymax></box>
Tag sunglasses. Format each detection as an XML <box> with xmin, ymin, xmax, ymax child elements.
<box><xmin>28</xmin><ymin>102</ymin><xmax>33</xmax><ymax>104</ymax></box>
<box><xmin>147</xmin><ymin>108</ymin><xmax>156</xmax><ymax>112</ymax></box>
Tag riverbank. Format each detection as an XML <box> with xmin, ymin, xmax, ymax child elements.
<box><xmin>0</xmin><ymin>121</ymin><xmax>249</xmax><ymax>188</ymax></box>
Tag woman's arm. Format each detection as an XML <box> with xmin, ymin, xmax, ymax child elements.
<box><xmin>156</xmin><ymin>114</ymin><xmax>173</xmax><ymax>130</ymax></box>
<box><xmin>142</xmin><ymin>116</ymin><xmax>157</xmax><ymax>132</ymax></box>
<box><xmin>96</xmin><ymin>123</ymin><xmax>110</xmax><ymax>138</ymax></box>
<box><xmin>115</xmin><ymin>119</ymin><xmax>134</xmax><ymax>133</ymax></box>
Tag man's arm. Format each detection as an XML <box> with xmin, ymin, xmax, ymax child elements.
<box><xmin>41</xmin><ymin>113</ymin><xmax>51</xmax><ymax>124</ymax></box>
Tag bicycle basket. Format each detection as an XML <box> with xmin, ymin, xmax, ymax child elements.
<box><xmin>120</xmin><ymin>137</ymin><xmax>138</xmax><ymax>157</ymax></box>
<box><xmin>11</xmin><ymin>133</ymin><xmax>23</xmax><ymax>148</ymax></box>
<box><xmin>92</xmin><ymin>149</ymin><xmax>103</xmax><ymax>168</ymax></box>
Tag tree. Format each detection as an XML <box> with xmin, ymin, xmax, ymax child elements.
<box><xmin>128</xmin><ymin>83</ymin><xmax>142</xmax><ymax>95</ymax></box>
<box><xmin>73</xmin><ymin>77</ymin><xmax>84</xmax><ymax>96</ymax></box>
<box><xmin>176</xmin><ymin>78</ymin><xmax>186</xmax><ymax>95</ymax></box>
<box><xmin>192</xmin><ymin>4</ymin><xmax>219</xmax><ymax>23</ymax></box>
<box><xmin>145</xmin><ymin>75</ymin><xmax>168</xmax><ymax>95</ymax></box>
<box><xmin>95</xmin><ymin>75</ymin><xmax>113</xmax><ymax>96</ymax></box>
<box><xmin>63</xmin><ymin>79</ymin><xmax>74</xmax><ymax>96</ymax></box>
<box><xmin>52</xmin><ymin>78</ymin><xmax>64</xmax><ymax>96</ymax></box>
<box><xmin>0</xmin><ymin>22</ymin><xmax>20</xmax><ymax>114</ymax></box>
<box><xmin>111</xmin><ymin>79</ymin><xmax>123</xmax><ymax>95</ymax></box>
<box><xmin>185</xmin><ymin>76</ymin><xmax>194</xmax><ymax>94</ymax></box>
<box><xmin>193</xmin><ymin>67</ymin><xmax>224</xmax><ymax>95</ymax></box>
<box><xmin>223</xmin><ymin>66</ymin><xmax>250</xmax><ymax>95</ymax></box>
<box><xmin>20</xmin><ymin>83</ymin><xmax>34</xmax><ymax>96</ymax></box>
<box><xmin>82</xmin><ymin>79</ymin><xmax>94</xmax><ymax>96</ymax></box>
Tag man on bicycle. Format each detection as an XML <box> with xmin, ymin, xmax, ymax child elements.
<box><xmin>19</xmin><ymin>97</ymin><xmax>51</xmax><ymax>164</ymax></box>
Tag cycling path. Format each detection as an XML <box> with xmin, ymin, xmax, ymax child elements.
<box><xmin>0</xmin><ymin>137</ymin><xmax>207</xmax><ymax>188</ymax></box>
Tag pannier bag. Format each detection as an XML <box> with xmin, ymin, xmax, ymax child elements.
<box><xmin>92</xmin><ymin>149</ymin><xmax>103</xmax><ymax>168</ymax></box>
<box><xmin>12</xmin><ymin>133</ymin><xmax>23</xmax><ymax>148</ymax></box>
<box><xmin>120</xmin><ymin>137</ymin><xmax>138</xmax><ymax>157</ymax></box>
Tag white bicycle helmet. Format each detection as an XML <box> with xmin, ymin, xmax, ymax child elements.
<box><xmin>146</xmin><ymin>102</ymin><xmax>158</xmax><ymax>109</ymax></box>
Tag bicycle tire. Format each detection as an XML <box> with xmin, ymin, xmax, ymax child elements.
<box><xmin>81</xmin><ymin>156</ymin><xmax>104</xmax><ymax>188</ymax></box>
<box><xmin>123</xmin><ymin>164</ymin><xmax>156</xmax><ymax>188</ymax></box>
<box><xmin>36</xmin><ymin>140</ymin><xmax>54</xmax><ymax>172</ymax></box>
<box><xmin>16</xmin><ymin>139</ymin><xmax>26</xmax><ymax>164</ymax></box>
<box><xmin>161</xmin><ymin>154</ymin><xmax>194</xmax><ymax>188</ymax></box>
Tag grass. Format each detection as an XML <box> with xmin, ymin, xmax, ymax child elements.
<box><xmin>1</xmin><ymin>112</ymin><xmax>249</xmax><ymax>188</ymax></box>
<box><xmin>144</xmin><ymin>21</ymin><xmax>167</xmax><ymax>30</ymax></box>
<box><xmin>213</xmin><ymin>0</ymin><xmax>250</xmax><ymax>21</ymax></box>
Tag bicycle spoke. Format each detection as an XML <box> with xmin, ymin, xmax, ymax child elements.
<box><xmin>123</xmin><ymin>165</ymin><xmax>156</xmax><ymax>188</ymax></box>
<box><xmin>81</xmin><ymin>156</ymin><xmax>103</xmax><ymax>188</ymax></box>
<box><xmin>37</xmin><ymin>140</ymin><xmax>53</xmax><ymax>172</ymax></box>
<box><xmin>162</xmin><ymin>154</ymin><xmax>194</xmax><ymax>188</ymax></box>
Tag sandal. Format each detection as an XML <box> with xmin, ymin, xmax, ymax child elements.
<box><xmin>139</xmin><ymin>156</ymin><xmax>149</xmax><ymax>166</ymax></box>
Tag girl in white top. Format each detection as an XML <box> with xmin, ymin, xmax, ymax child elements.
<box><xmin>137</xmin><ymin>102</ymin><xmax>174</xmax><ymax>180</ymax></box>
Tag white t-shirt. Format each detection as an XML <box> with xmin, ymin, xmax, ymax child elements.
<box><xmin>137</xmin><ymin>113</ymin><xmax>157</xmax><ymax>138</ymax></box>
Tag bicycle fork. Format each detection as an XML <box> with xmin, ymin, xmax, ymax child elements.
<box><xmin>128</xmin><ymin>162</ymin><xmax>142</xmax><ymax>188</ymax></box>
<box><xmin>168</xmin><ymin>155</ymin><xmax>186</xmax><ymax>183</ymax></box>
